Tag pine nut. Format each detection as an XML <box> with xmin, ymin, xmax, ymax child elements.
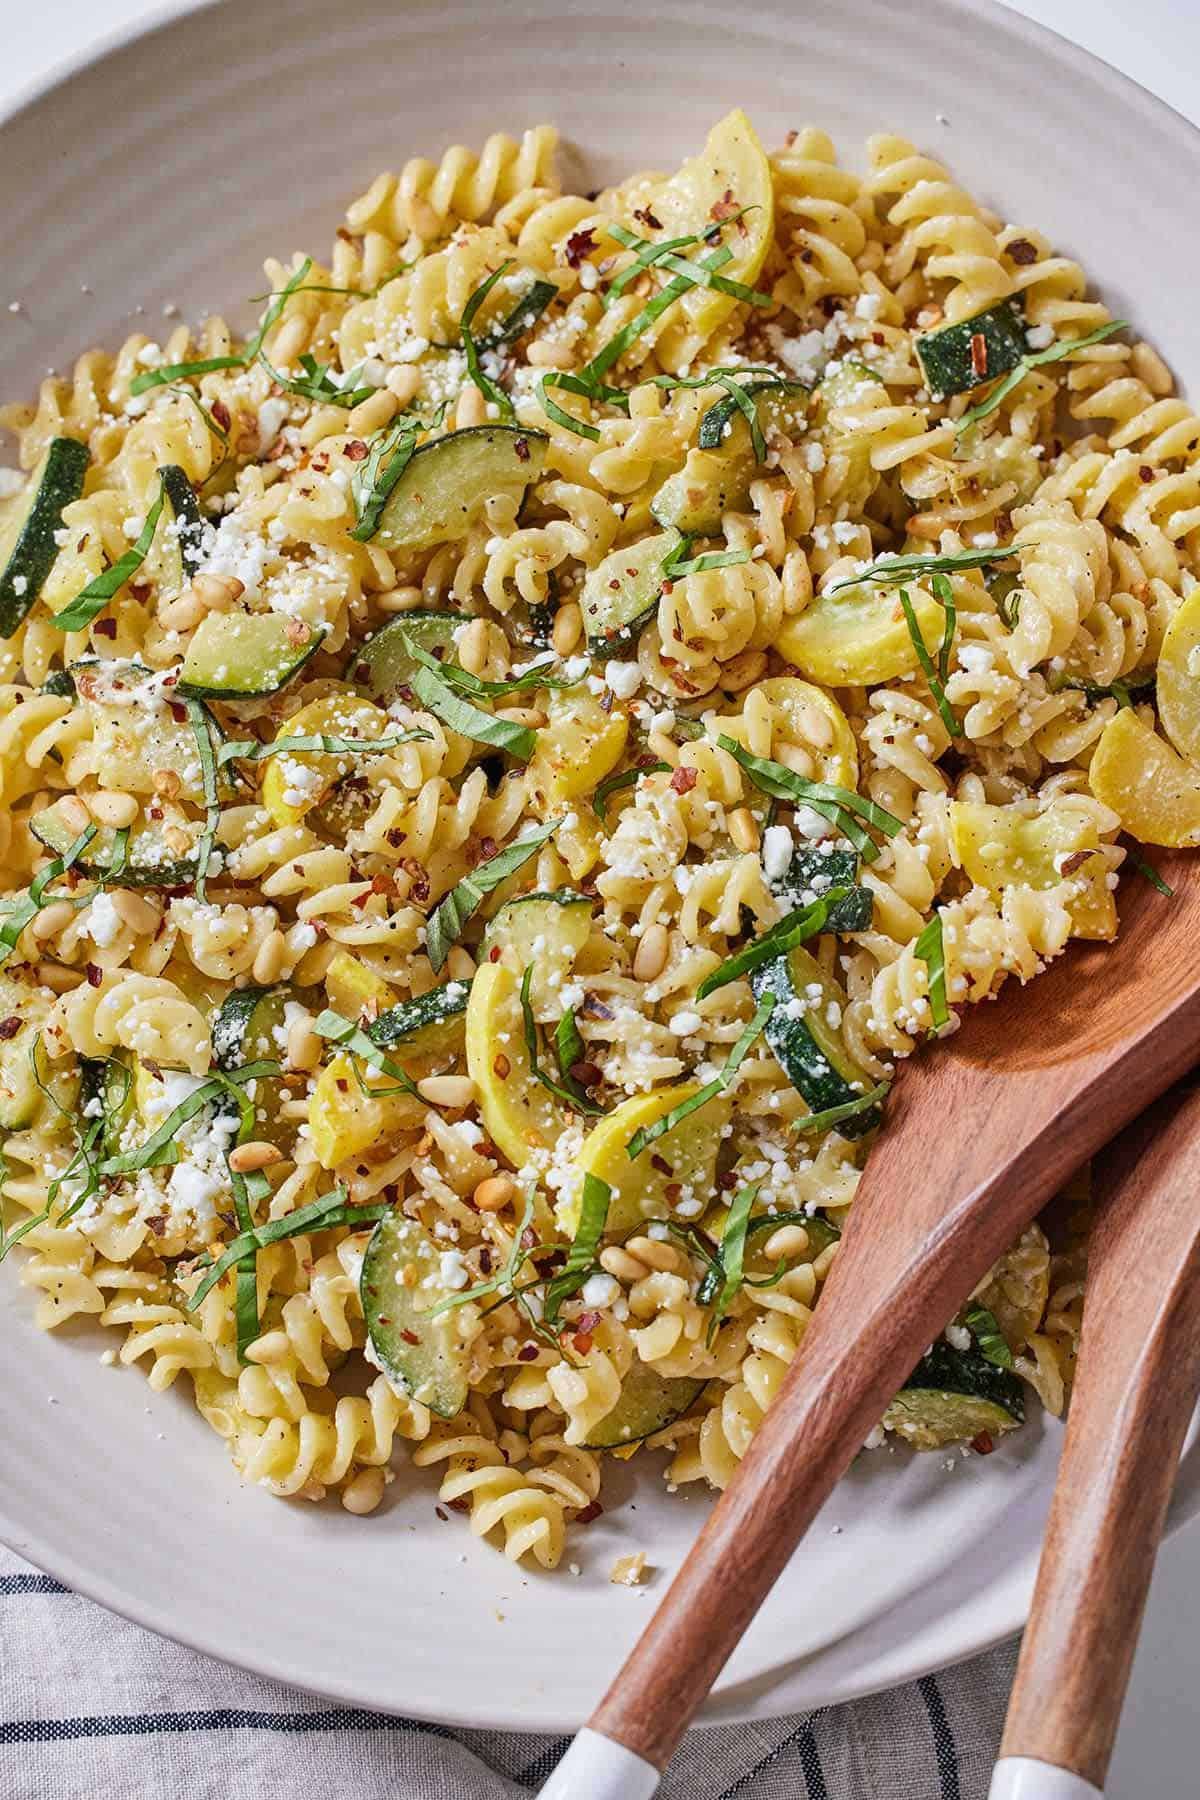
<box><xmin>252</xmin><ymin>929</ymin><xmax>287</xmax><ymax>985</ymax></box>
<box><xmin>457</xmin><ymin>617</ymin><xmax>491</xmax><ymax>676</ymax></box>
<box><xmin>55</xmin><ymin>795</ymin><xmax>92</xmax><ymax>837</ymax></box>
<box><xmin>192</xmin><ymin>573</ymin><xmax>244</xmax><ymax>611</ymax></box>
<box><xmin>473</xmin><ymin>1174</ymin><xmax>516</xmax><ymax>1212</ymax></box>
<box><xmin>348</xmin><ymin>389</ymin><xmax>398</xmax><ymax>435</ymax></box>
<box><xmin>633</xmin><ymin>922</ymin><xmax>669</xmax><ymax>983</ymax></box>
<box><xmin>285</xmin><ymin>1014</ymin><xmax>323</xmax><ymax>1072</ymax></box>
<box><xmin>36</xmin><ymin>963</ymin><xmax>86</xmax><ymax>996</ymax></box>
<box><xmin>797</xmin><ymin>703</ymin><xmax>834</xmax><ymax>748</ymax></box>
<box><xmin>624</xmin><ymin>1234</ymin><xmax>680</xmax><ymax>1272</ymax></box>
<box><xmin>599</xmin><ymin>1245</ymin><xmax>648</xmax><ymax>1283</ymax></box>
<box><xmin>445</xmin><ymin>945</ymin><xmax>476</xmax><ymax>983</ymax></box>
<box><xmin>728</xmin><ymin>807</ymin><xmax>760</xmax><ymax>853</ymax></box>
<box><xmin>777</xmin><ymin>743</ymin><xmax>815</xmax><ymax>779</ymax></box>
<box><xmin>551</xmin><ymin>602</ymin><xmax>583</xmax><ymax>657</ymax></box>
<box><xmin>387</xmin><ymin>366</ymin><xmax>421</xmax><ymax>405</ymax></box>
<box><xmin>110</xmin><ymin>890</ymin><xmax>160</xmax><ymax>934</ymax></box>
<box><xmin>87</xmin><ymin>789</ymin><xmax>140</xmax><ymax>829</ymax></box>
<box><xmin>31</xmin><ymin>899</ymin><xmax>77</xmax><ymax>942</ymax></box>
<box><xmin>417</xmin><ymin>1074</ymin><xmax>476</xmax><ymax>1109</ymax></box>
<box><xmin>341</xmin><ymin>1466</ymin><xmax>387</xmax><ymax>1515</ymax></box>
<box><xmin>228</xmin><ymin>1140</ymin><xmax>283</xmax><ymax>1173</ymax></box>
<box><xmin>762</xmin><ymin>1224</ymin><xmax>810</xmax><ymax>1261</ymax></box>
<box><xmin>157</xmin><ymin>589</ymin><xmax>205</xmax><ymax>632</ymax></box>
<box><xmin>454</xmin><ymin>385</ymin><xmax>488</xmax><ymax>429</ymax></box>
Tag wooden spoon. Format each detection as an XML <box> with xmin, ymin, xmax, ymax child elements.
<box><xmin>542</xmin><ymin>851</ymin><xmax>1200</xmax><ymax>1800</ymax></box>
<box><xmin>989</xmin><ymin>1077</ymin><xmax>1200</xmax><ymax>1800</ymax></box>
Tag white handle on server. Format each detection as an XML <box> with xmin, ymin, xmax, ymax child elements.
<box><xmin>989</xmin><ymin>1756</ymin><xmax>1103</xmax><ymax>1800</ymax></box>
<box><xmin>539</xmin><ymin>1727</ymin><xmax>661</xmax><ymax>1800</ymax></box>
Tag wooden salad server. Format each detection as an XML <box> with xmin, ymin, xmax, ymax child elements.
<box><xmin>542</xmin><ymin>849</ymin><xmax>1200</xmax><ymax>1800</ymax></box>
<box><xmin>989</xmin><ymin>1076</ymin><xmax>1200</xmax><ymax>1800</ymax></box>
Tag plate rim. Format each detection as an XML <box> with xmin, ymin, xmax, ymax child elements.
<box><xmin>1</xmin><ymin>0</ymin><xmax>1200</xmax><ymax>1732</ymax></box>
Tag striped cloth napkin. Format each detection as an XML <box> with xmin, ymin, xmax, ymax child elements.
<box><xmin>0</xmin><ymin>1542</ymin><xmax>1015</xmax><ymax>1799</ymax></box>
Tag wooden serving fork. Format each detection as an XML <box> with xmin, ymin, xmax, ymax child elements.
<box><xmin>543</xmin><ymin>850</ymin><xmax>1200</xmax><ymax>1800</ymax></box>
<box><xmin>989</xmin><ymin>1077</ymin><xmax>1200</xmax><ymax>1799</ymax></box>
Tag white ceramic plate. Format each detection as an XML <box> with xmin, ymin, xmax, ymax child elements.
<box><xmin>3</xmin><ymin>0</ymin><xmax>1200</xmax><ymax>1734</ymax></box>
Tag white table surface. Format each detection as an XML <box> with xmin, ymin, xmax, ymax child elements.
<box><xmin>2</xmin><ymin>0</ymin><xmax>1198</xmax><ymax>1793</ymax></box>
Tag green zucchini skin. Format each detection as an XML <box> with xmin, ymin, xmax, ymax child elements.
<box><xmin>352</xmin><ymin>610</ymin><xmax>463</xmax><ymax>701</ymax></box>
<box><xmin>360</xmin><ymin>1210</ymin><xmax>472</xmax><ymax>1418</ymax></box>
<box><xmin>29</xmin><ymin>804</ymin><xmax>199</xmax><ymax>888</ymax></box>
<box><xmin>176</xmin><ymin>610</ymin><xmax>326</xmax><ymax>699</ymax></box>
<box><xmin>696</xmin><ymin>378</ymin><xmax>807</xmax><ymax>451</ymax></box>
<box><xmin>212</xmin><ymin>985</ymin><xmax>295</xmax><ymax>1147</ymax></box>
<box><xmin>79</xmin><ymin>1053</ymin><xmax>136</xmax><ymax>1157</ymax></box>
<box><xmin>750</xmin><ymin>945</ymin><xmax>882</xmax><ymax>1138</ymax></box>
<box><xmin>367</xmin><ymin>980</ymin><xmax>471</xmax><ymax>1054</ymax></box>
<box><xmin>0</xmin><ymin>438</ymin><xmax>90</xmax><ymax>637</ymax></box>
<box><xmin>915</xmin><ymin>299</ymin><xmax>1028</xmax><ymax>399</ymax></box>
<box><xmin>580</xmin><ymin>529</ymin><xmax>680</xmax><ymax>655</ymax></box>
<box><xmin>160</xmin><ymin>464</ymin><xmax>206</xmax><ymax>582</ymax></box>
<box><xmin>374</xmin><ymin>426</ymin><xmax>548</xmax><ymax>554</ymax></box>
<box><xmin>772</xmin><ymin>845</ymin><xmax>873</xmax><ymax>933</ymax></box>
<box><xmin>581</xmin><ymin>1362</ymin><xmax>705</xmax><ymax>1449</ymax></box>
<box><xmin>885</xmin><ymin>1340</ymin><xmax>1026</xmax><ymax>1449</ymax></box>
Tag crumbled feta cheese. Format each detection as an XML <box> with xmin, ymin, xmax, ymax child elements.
<box><xmin>87</xmin><ymin>891</ymin><xmax>123</xmax><ymax>948</ymax></box>
<box><xmin>761</xmin><ymin>824</ymin><xmax>794</xmax><ymax>885</ymax></box>
<box><xmin>1025</xmin><ymin>323</ymin><xmax>1055</xmax><ymax>350</ymax></box>
<box><xmin>604</xmin><ymin>660</ymin><xmax>642</xmax><ymax>700</ymax></box>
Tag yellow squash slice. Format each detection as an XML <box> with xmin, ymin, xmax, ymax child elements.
<box><xmin>261</xmin><ymin>694</ymin><xmax>393</xmax><ymax>828</ymax></box>
<box><xmin>464</xmin><ymin>960</ymin><xmax>563</xmax><ymax>1169</ymax></box>
<box><xmin>777</xmin><ymin>581</ymin><xmax>945</xmax><ymax>688</ymax></box>
<box><xmin>721</xmin><ymin>676</ymin><xmax>857</xmax><ymax>788</ymax></box>
<box><xmin>1156</xmin><ymin>587</ymin><xmax>1200</xmax><ymax>764</ymax></box>
<box><xmin>528</xmin><ymin>690</ymin><xmax>628</xmax><ymax>810</ymax></box>
<box><xmin>568</xmin><ymin>1086</ymin><xmax>731</xmax><ymax>1236</ymax></box>
<box><xmin>1090</xmin><ymin>707</ymin><xmax>1200</xmax><ymax>848</ymax></box>
<box><xmin>949</xmin><ymin>800</ymin><xmax>1115</xmax><ymax>940</ymax></box>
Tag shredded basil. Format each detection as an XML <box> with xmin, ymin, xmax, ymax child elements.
<box><xmin>543</xmin><ymin>1172</ymin><xmax>612</xmax><ymax>1325</ymax></box>
<box><xmin>696</xmin><ymin>885</ymin><xmax>854</xmax><ymax>1001</ymax></box>
<box><xmin>0</xmin><ymin>826</ymin><xmax>97</xmax><ymax>966</ymax></box>
<box><xmin>409</xmin><ymin>662</ymin><xmax>536</xmax><ymax>760</ymax></box>
<box><xmin>424</xmin><ymin>821</ymin><xmax>558</xmax><ymax>972</ymax></box>
<box><xmin>899</xmin><ymin>581</ymin><xmax>962</xmax><ymax>738</ymax></box>
<box><xmin>401</xmin><ymin>632</ymin><xmax>575</xmax><ymax>699</ymax></box>
<box><xmin>461</xmin><ymin>263</ymin><xmax>515</xmax><ymax>421</ymax></box>
<box><xmin>312</xmin><ymin>1009</ymin><xmax>422</xmax><ymax>1098</ymax></box>
<box><xmin>188</xmin><ymin>1185</ymin><xmax>388</xmax><ymax>1312</ymax></box>
<box><xmin>662</xmin><ymin>540</ymin><xmax>752</xmax><ymax>580</ymax></box>
<box><xmin>593</xmin><ymin>761</ymin><xmax>671</xmax><ymax>821</ymax></box>
<box><xmin>1130</xmin><ymin>852</ymin><xmax>1173</xmax><ymax>897</ymax></box>
<box><xmin>717</xmin><ymin>737</ymin><xmax>902</xmax><ymax>862</ymax></box>
<box><xmin>216</xmin><ymin>726</ymin><xmax>428</xmax><ymax>768</ymax></box>
<box><xmin>94</xmin><ymin>1062</ymin><xmax>278</xmax><ymax>1178</ymax></box>
<box><xmin>964</xmin><ymin>1304</ymin><xmax>1014</xmax><ymax>1370</ymax></box>
<box><xmin>491</xmin><ymin>278</ymin><xmax>558</xmax><ymax>348</ymax></box>
<box><xmin>185</xmin><ymin>698</ymin><xmax>221</xmax><ymax>901</ymax></box>
<box><xmin>129</xmin><ymin>259</ymin><xmax>316</xmax><ymax>396</ymax></box>
<box><xmin>828</xmin><ymin>545</ymin><xmax>1018</xmax><ymax>595</ymax></box>
<box><xmin>258</xmin><ymin>348</ymin><xmax>376</xmax><ymax>409</ymax></box>
<box><xmin>626</xmin><ymin>994</ymin><xmax>774</xmax><ymax>1159</ymax></box>
<box><xmin>705</xmin><ymin>1178</ymin><xmax>763</xmax><ymax>1333</ymax></box>
<box><xmin>791</xmin><ymin>1080</ymin><xmax>891</xmax><ymax>1136</ymax></box>
<box><xmin>554</xmin><ymin>1006</ymin><xmax>586</xmax><ymax>1084</ymax></box>
<box><xmin>349</xmin><ymin>420</ymin><xmax>419</xmax><ymax>542</ymax></box>
<box><xmin>430</xmin><ymin>1188</ymin><xmax>537</xmax><ymax>1317</ymax></box>
<box><xmin>913</xmin><ymin>912</ymin><xmax>949</xmax><ymax>1032</ymax></box>
<box><xmin>51</xmin><ymin>475</ymin><xmax>167</xmax><ymax>632</ymax></box>
<box><xmin>957</xmin><ymin>319</ymin><xmax>1127</xmax><ymax>432</ymax></box>
<box><xmin>518</xmin><ymin>967</ymin><xmax>604</xmax><ymax>1116</ymax></box>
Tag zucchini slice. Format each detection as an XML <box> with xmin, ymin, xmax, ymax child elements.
<box><xmin>884</xmin><ymin>1341</ymin><xmax>1026</xmax><ymax>1449</ymax></box>
<box><xmin>581</xmin><ymin>1362</ymin><xmax>705</xmax><ymax>1449</ymax></box>
<box><xmin>143</xmin><ymin>464</ymin><xmax>206</xmax><ymax>597</ymax></box>
<box><xmin>79</xmin><ymin>1051</ymin><xmax>136</xmax><ymax>1157</ymax></box>
<box><xmin>0</xmin><ymin>437</ymin><xmax>90</xmax><ymax>638</ymax></box>
<box><xmin>771</xmin><ymin>843</ymin><xmax>872</xmax><ymax>933</ymax></box>
<box><xmin>751</xmin><ymin>945</ymin><xmax>881</xmax><ymax>1138</ymax></box>
<box><xmin>352</xmin><ymin>611</ymin><xmax>463</xmax><ymax>702</ymax></box>
<box><xmin>915</xmin><ymin>299</ymin><xmax>1027</xmax><ymax>401</ymax></box>
<box><xmin>73</xmin><ymin>658</ymin><xmax>209</xmax><ymax>801</ymax></box>
<box><xmin>580</xmin><ymin>529</ymin><xmax>680</xmax><ymax>655</ymax></box>
<box><xmin>367</xmin><ymin>980</ymin><xmax>471</xmax><ymax>1064</ymax></box>
<box><xmin>360</xmin><ymin>1210</ymin><xmax>476</xmax><ymax>1418</ymax></box>
<box><xmin>324</xmin><ymin>951</ymin><xmax>399</xmax><ymax>1021</ymax></box>
<box><xmin>651</xmin><ymin>383</ymin><xmax>806</xmax><ymax>536</ymax></box>
<box><xmin>375</xmin><ymin>426</ymin><xmax>548</xmax><ymax>554</ymax></box>
<box><xmin>213</xmin><ymin>984</ymin><xmax>296</xmax><ymax>1147</ymax></box>
<box><xmin>177</xmin><ymin>610</ymin><xmax>325</xmax><ymax>699</ymax></box>
<box><xmin>483</xmin><ymin>889</ymin><xmax>592</xmax><ymax>1013</ymax></box>
<box><xmin>30</xmin><ymin>800</ymin><xmax>200</xmax><ymax>887</ymax></box>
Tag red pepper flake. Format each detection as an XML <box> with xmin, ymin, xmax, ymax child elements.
<box><xmin>94</xmin><ymin>616</ymin><xmax>117</xmax><ymax>639</ymax></box>
<box><xmin>521</xmin><ymin>1226</ymin><xmax>537</xmax><ymax>1251</ymax></box>
<box><xmin>488</xmin><ymin>945</ymin><xmax>503</xmax><ymax>963</ymax></box>
<box><xmin>513</xmin><ymin>436</ymin><xmax>531</xmax><ymax>463</ymax></box>
<box><xmin>386</xmin><ymin>828</ymin><xmax>406</xmax><ymax>848</ymax></box>
<box><xmin>144</xmin><ymin>1214</ymin><xmax>167</xmax><ymax>1238</ymax></box>
<box><xmin>564</xmin><ymin>227</ymin><xmax>597</xmax><ymax>268</ymax></box>
<box><xmin>344</xmin><ymin>439</ymin><xmax>369</xmax><ymax>461</ymax></box>
<box><xmin>516</xmin><ymin>1342</ymin><xmax>539</xmax><ymax>1362</ymax></box>
<box><xmin>285</xmin><ymin>618</ymin><xmax>311</xmax><ymax>646</ymax></box>
<box><xmin>718</xmin><ymin>1170</ymin><xmax>739</xmax><ymax>1191</ymax></box>
<box><xmin>575</xmin><ymin>1501</ymin><xmax>604</xmax><ymax>1525</ymax></box>
<box><xmin>970</xmin><ymin>1431</ymin><xmax>995</xmax><ymax>1456</ymax></box>
<box><xmin>572</xmin><ymin>1330</ymin><xmax>594</xmax><ymax>1355</ymax></box>
<box><xmin>664</xmin><ymin>1183</ymin><xmax>682</xmax><ymax>1204</ymax></box>
<box><xmin>0</xmin><ymin>1016</ymin><xmax>22</xmax><ymax>1040</ymax></box>
<box><xmin>85</xmin><ymin>963</ymin><xmax>103</xmax><ymax>988</ymax></box>
<box><xmin>649</xmin><ymin>1153</ymin><xmax>674</xmax><ymax>1177</ymax></box>
<box><xmin>493</xmin><ymin>1053</ymin><xmax>511</xmax><ymax>1080</ymax></box>
<box><xmin>1007</xmin><ymin>238</ymin><xmax>1038</xmax><ymax>266</ymax></box>
<box><xmin>311</xmin><ymin>450</ymin><xmax>331</xmax><ymax>474</ymax></box>
<box><xmin>211</xmin><ymin>399</ymin><xmax>231</xmax><ymax>432</ymax></box>
<box><xmin>447</xmin><ymin>1496</ymin><xmax>471</xmax><ymax>1514</ymax></box>
<box><xmin>400</xmin><ymin>1328</ymin><xmax>421</xmax><ymax>1346</ymax></box>
<box><xmin>575</xmin><ymin>1310</ymin><xmax>601</xmax><ymax>1335</ymax></box>
<box><xmin>168</xmin><ymin>701</ymin><xmax>187</xmax><ymax>724</ymax></box>
<box><xmin>478</xmin><ymin>1247</ymin><xmax>493</xmax><ymax>1275</ymax></box>
<box><xmin>632</xmin><ymin>206</ymin><xmax>662</xmax><ymax>231</ymax></box>
<box><xmin>1139</xmin><ymin>464</ymin><xmax>1155</xmax><ymax>484</ymax></box>
<box><xmin>669</xmin><ymin>766</ymin><xmax>698</xmax><ymax>794</ymax></box>
<box><xmin>400</xmin><ymin>857</ymin><xmax>430</xmax><ymax>903</ymax></box>
<box><xmin>709</xmin><ymin>188</ymin><xmax>740</xmax><ymax>224</ymax></box>
<box><xmin>335</xmin><ymin>1078</ymin><xmax>349</xmax><ymax>1094</ymax></box>
<box><xmin>970</xmin><ymin>333</ymin><xmax>988</xmax><ymax>378</ymax></box>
